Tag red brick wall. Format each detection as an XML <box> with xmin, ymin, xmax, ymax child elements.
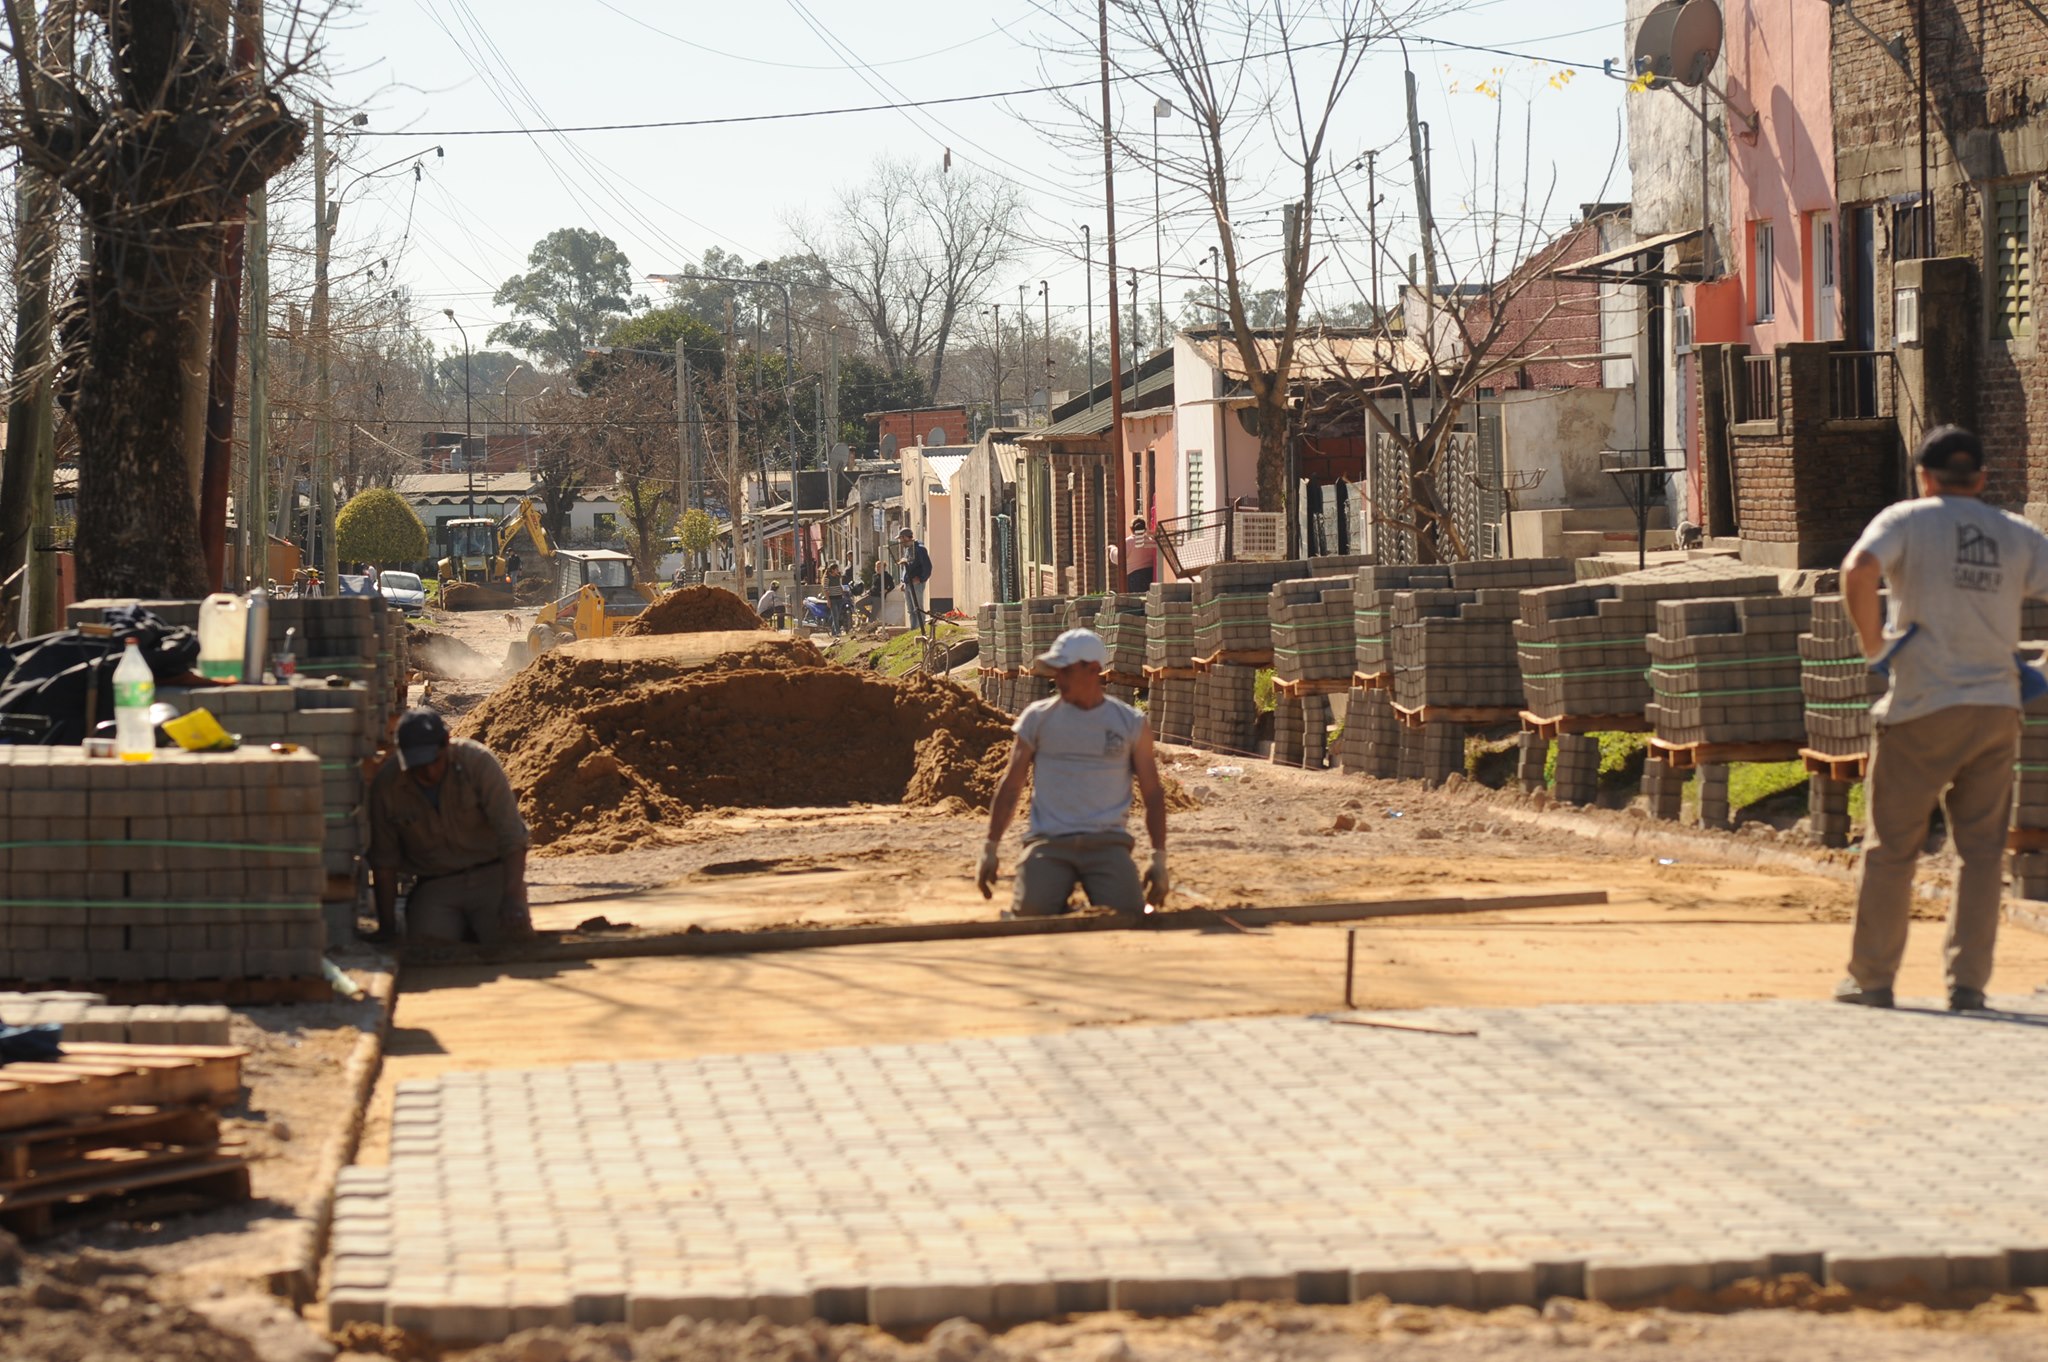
<box><xmin>873</xmin><ymin>407</ymin><xmax>970</xmax><ymax>453</ymax></box>
<box><xmin>1727</xmin><ymin>344</ymin><xmax>1898</xmax><ymax>563</ymax></box>
<box><xmin>1463</xmin><ymin>218</ymin><xmax>1612</xmax><ymax>390</ymax></box>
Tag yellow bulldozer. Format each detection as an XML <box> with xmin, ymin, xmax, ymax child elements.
<box><xmin>523</xmin><ymin>549</ymin><xmax>656</xmax><ymax>657</ymax></box>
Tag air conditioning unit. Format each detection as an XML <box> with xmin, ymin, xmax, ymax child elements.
<box><xmin>1673</xmin><ymin>304</ymin><xmax>1696</xmax><ymax>354</ymax></box>
<box><xmin>1233</xmin><ymin>510</ymin><xmax>1285</xmax><ymax>561</ymax></box>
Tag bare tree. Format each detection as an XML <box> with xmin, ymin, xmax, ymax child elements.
<box><xmin>2</xmin><ymin>0</ymin><xmax>315</xmax><ymax>597</ymax></box>
<box><xmin>1047</xmin><ymin>0</ymin><xmax>1440</xmax><ymax>511</ymax></box>
<box><xmin>789</xmin><ymin>156</ymin><xmax>1020</xmax><ymax>397</ymax></box>
<box><xmin>581</xmin><ymin>362</ymin><xmax>676</xmax><ymax>581</ymax></box>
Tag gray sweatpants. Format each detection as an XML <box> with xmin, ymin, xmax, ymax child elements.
<box><xmin>1012</xmin><ymin>833</ymin><xmax>1143</xmax><ymax>916</ymax></box>
<box><xmin>407</xmin><ymin>862</ymin><xmax>530</xmax><ymax>945</ymax></box>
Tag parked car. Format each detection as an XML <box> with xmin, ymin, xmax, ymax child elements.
<box><xmin>379</xmin><ymin>570</ymin><xmax>428</xmax><ymax>612</ymax></box>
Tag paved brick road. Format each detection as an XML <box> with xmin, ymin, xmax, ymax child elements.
<box><xmin>330</xmin><ymin>999</ymin><xmax>2048</xmax><ymax>1341</ymax></box>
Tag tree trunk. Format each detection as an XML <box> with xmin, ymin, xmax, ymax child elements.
<box><xmin>1255</xmin><ymin>406</ymin><xmax>1288</xmax><ymax>513</ymax></box>
<box><xmin>70</xmin><ymin>244</ymin><xmax>213</xmax><ymax>599</ymax></box>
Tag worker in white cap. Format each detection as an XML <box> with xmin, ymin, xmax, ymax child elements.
<box><xmin>978</xmin><ymin>627</ymin><xmax>1169</xmax><ymax>915</ymax></box>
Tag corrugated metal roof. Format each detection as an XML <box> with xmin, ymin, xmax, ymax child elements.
<box><xmin>921</xmin><ymin>453</ymin><xmax>968</xmax><ymax>491</ymax></box>
<box><xmin>1035</xmin><ymin>364</ymin><xmax>1176</xmax><ymax>437</ymax></box>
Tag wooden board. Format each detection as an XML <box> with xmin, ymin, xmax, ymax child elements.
<box><xmin>2010</xmin><ymin>826</ymin><xmax>2048</xmax><ymax>853</ymax></box>
<box><xmin>0</xmin><ymin>1142</ymin><xmax>223</xmax><ymax>1199</ymax></box>
<box><xmin>1104</xmin><ymin>669</ymin><xmax>1149</xmax><ymax>689</ymax></box>
<box><xmin>1194</xmin><ymin>650</ymin><xmax>1273</xmax><ymax>671</ymax></box>
<box><xmin>1521</xmin><ymin>711</ymin><xmax>1651</xmax><ymax>739</ymax></box>
<box><xmin>1649</xmin><ymin>738</ymin><xmax>1803</xmax><ymax>772</ymax></box>
<box><xmin>0</xmin><ymin>1105</ymin><xmax>220</xmax><ymax>1182</ymax></box>
<box><xmin>0</xmin><ymin>1046</ymin><xmax>246</xmax><ymax>1133</ymax></box>
<box><xmin>0</xmin><ymin>1154</ymin><xmax>249</xmax><ymax>1240</ymax></box>
<box><xmin>1351</xmin><ymin>671</ymin><xmax>1390</xmax><ymax>691</ymax></box>
<box><xmin>2</xmin><ymin>977</ymin><xmax>327</xmax><ymax>1005</ymax></box>
<box><xmin>1800</xmin><ymin>748</ymin><xmax>1868</xmax><ymax>782</ymax></box>
<box><xmin>1273</xmin><ymin>676</ymin><xmax>1351</xmax><ymax>698</ymax></box>
<box><xmin>1141</xmin><ymin>664</ymin><xmax>1198</xmax><ymax>681</ymax></box>
<box><xmin>1391</xmin><ymin>702</ymin><xmax>1521</xmax><ymax>731</ymax></box>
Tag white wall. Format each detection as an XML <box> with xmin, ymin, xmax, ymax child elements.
<box><xmin>1498</xmin><ymin>388</ymin><xmax>1638</xmax><ymax>511</ymax></box>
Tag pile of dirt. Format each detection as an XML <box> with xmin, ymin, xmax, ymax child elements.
<box><xmin>513</xmin><ymin>576</ymin><xmax>551</xmax><ymax>604</ymax></box>
<box><xmin>456</xmin><ymin>638</ymin><xmax>1013</xmax><ymax>854</ymax></box>
<box><xmin>406</xmin><ymin>624</ymin><xmax>498</xmax><ymax>681</ymax></box>
<box><xmin>440</xmin><ymin>581</ymin><xmax>515</xmax><ymax>612</ymax></box>
<box><xmin>0</xmin><ymin>1250</ymin><xmax>266</xmax><ymax>1362</ymax></box>
<box><xmin>617</xmin><ymin>584</ymin><xmax>764</xmax><ymax>637</ymax></box>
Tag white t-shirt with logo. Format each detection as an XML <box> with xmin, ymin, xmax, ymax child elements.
<box><xmin>1850</xmin><ymin>495</ymin><xmax>2048</xmax><ymax>724</ymax></box>
<box><xmin>1014</xmin><ymin>695</ymin><xmax>1148</xmax><ymax>841</ymax></box>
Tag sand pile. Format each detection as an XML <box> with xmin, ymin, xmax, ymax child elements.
<box><xmin>440</xmin><ymin>580</ymin><xmax>514</xmax><ymax>611</ymax></box>
<box><xmin>457</xmin><ymin>637</ymin><xmax>1014</xmax><ymax>853</ymax></box>
<box><xmin>617</xmin><ymin>584</ymin><xmax>764</xmax><ymax>637</ymax></box>
<box><xmin>406</xmin><ymin>625</ymin><xmax>497</xmax><ymax>680</ymax></box>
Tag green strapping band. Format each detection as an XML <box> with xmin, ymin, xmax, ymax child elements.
<box><xmin>1807</xmin><ymin>701</ymin><xmax>1875</xmax><ymax>711</ymax></box>
<box><xmin>1652</xmin><ymin>684</ymin><xmax>1803</xmax><ymax>699</ymax></box>
<box><xmin>2016</xmin><ymin>763</ymin><xmax>2048</xmax><ymax>773</ymax></box>
<box><xmin>1803</xmin><ymin>657</ymin><xmax>1871</xmax><ymax>669</ymax></box>
<box><xmin>0</xmin><ymin>838</ymin><xmax>320</xmax><ymax>855</ymax></box>
<box><xmin>1274</xmin><ymin>643</ymin><xmax>1358</xmax><ymax>656</ymax></box>
<box><xmin>1651</xmin><ymin>653</ymin><xmax>1801</xmax><ymax>670</ymax></box>
<box><xmin>0</xmin><ymin>899</ymin><xmax>319</xmax><ymax>912</ymax></box>
<box><xmin>1521</xmin><ymin>665</ymin><xmax>1647</xmax><ymax>680</ymax></box>
<box><xmin>1517</xmin><ymin>635</ymin><xmax>1649</xmax><ymax>651</ymax></box>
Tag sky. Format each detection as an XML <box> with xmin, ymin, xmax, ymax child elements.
<box><xmin>312</xmin><ymin>0</ymin><xmax>1640</xmax><ymax>360</ymax></box>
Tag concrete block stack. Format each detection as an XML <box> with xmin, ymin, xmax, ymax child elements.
<box><xmin>1193</xmin><ymin>661</ymin><xmax>1260</xmax><ymax>754</ymax></box>
<box><xmin>1013</xmin><ymin>597</ymin><xmax>1061</xmax><ymax>712</ymax></box>
<box><xmin>1389</xmin><ymin>558</ymin><xmax>1572</xmax><ymax>714</ymax></box>
<box><xmin>1516</xmin><ymin>560</ymin><xmax>1779</xmax><ymax>720</ymax></box>
<box><xmin>1193</xmin><ymin>561</ymin><xmax>1306</xmax><ymax>661</ymax></box>
<box><xmin>1092</xmin><ymin>593</ymin><xmax>1148</xmax><ymax>704</ymax></box>
<box><xmin>1336</xmin><ymin>566</ymin><xmax>1450</xmax><ymax>777</ymax></box>
<box><xmin>1800</xmin><ymin>595</ymin><xmax>1886</xmax><ymax>759</ymax></box>
<box><xmin>0</xmin><ymin>746</ymin><xmax>326</xmax><ymax>988</ymax></box>
<box><xmin>1065</xmin><ymin>594</ymin><xmax>1107</xmax><ymax>633</ymax></box>
<box><xmin>974</xmin><ymin>603</ymin><xmax>1000</xmax><ymax>705</ymax></box>
<box><xmin>2015</xmin><ymin>684</ymin><xmax>2048</xmax><ymax>900</ymax></box>
<box><xmin>1646</xmin><ymin>595</ymin><xmax>1812</xmax><ymax>747</ymax></box>
<box><xmin>157</xmin><ymin>680</ymin><xmax>375</xmax><ymax>942</ymax></box>
<box><xmin>0</xmin><ymin>993</ymin><xmax>231</xmax><ymax>1044</ymax></box>
<box><xmin>1144</xmin><ymin>583</ymin><xmax>1197</xmax><ymax>742</ymax></box>
<box><xmin>1269</xmin><ymin>576</ymin><xmax>1353</xmax><ymax>769</ymax></box>
<box><xmin>991</xmin><ymin>603</ymin><xmax>1025</xmax><ymax>711</ymax></box>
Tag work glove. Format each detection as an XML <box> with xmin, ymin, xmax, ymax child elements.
<box><xmin>976</xmin><ymin>839</ymin><xmax>1000</xmax><ymax>900</ymax></box>
<box><xmin>1142</xmin><ymin>847</ymin><xmax>1169</xmax><ymax>909</ymax></box>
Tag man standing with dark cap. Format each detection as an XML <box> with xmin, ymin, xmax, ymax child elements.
<box><xmin>1837</xmin><ymin>425</ymin><xmax>2048</xmax><ymax>1011</ymax></box>
<box><xmin>368</xmin><ymin>708</ymin><xmax>532</xmax><ymax>945</ymax></box>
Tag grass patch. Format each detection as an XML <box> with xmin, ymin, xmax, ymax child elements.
<box><xmin>1254</xmin><ymin>666</ymin><xmax>1276</xmax><ymax>713</ymax></box>
<box><xmin>1541</xmin><ymin>730</ymin><xmax>1651</xmax><ymax>788</ymax></box>
<box><xmin>1728</xmin><ymin>759</ymin><xmax>1809</xmax><ymax>811</ymax></box>
<box><xmin>862</xmin><ymin>622</ymin><xmax>971</xmax><ymax>677</ymax></box>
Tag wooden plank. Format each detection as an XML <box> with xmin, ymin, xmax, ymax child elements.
<box><xmin>1650</xmin><ymin>738</ymin><xmax>1803</xmax><ymax>771</ymax></box>
<box><xmin>0</xmin><ymin>1155</ymin><xmax>249</xmax><ymax>1239</ymax></box>
<box><xmin>1194</xmin><ymin>649</ymin><xmax>1273</xmax><ymax>671</ymax></box>
<box><xmin>1800</xmin><ymin>747</ymin><xmax>1868</xmax><ymax>781</ymax></box>
<box><xmin>1142</xmin><ymin>664</ymin><xmax>1198</xmax><ymax>681</ymax></box>
<box><xmin>1352</xmin><ymin>671</ymin><xmax>1391</xmax><ymax>691</ymax></box>
<box><xmin>0</xmin><ymin>1143</ymin><xmax>222</xmax><ymax>1199</ymax></box>
<box><xmin>0</xmin><ymin>1106</ymin><xmax>220</xmax><ymax>1181</ymax></box>
<box><xmin>1520</xmin><ymin>710</ymin><xmax>1651</xmax><ymax>739</ymax></box>
<box><xmin>1390</xmin><ymin>701</ymin><xmax>1520</xmax><ymax>730</ymax></box>
<box><xmin>0</xmin><ymin>1049</ymin><xmax>245</xmax><ymax>1133</ymax></box>
<box><xmin>1273</xmin><ymin>676</ymin><xmax>1351</xmax><ymax>698</ymax></box>
<box><xmin>2009</xmin><ymin>826</ymin><xmax>2048</xmax><ymax>853</ymax></box>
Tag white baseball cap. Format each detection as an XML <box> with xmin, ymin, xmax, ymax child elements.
<box><xmin>1036</xmin><ymin>627</ymin><xmax>1109</xmax><ymax>672</ymax></box>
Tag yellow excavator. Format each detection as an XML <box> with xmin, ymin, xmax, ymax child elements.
<box><xmin>497</xmin><ymin>499</ymin><xmax>556</xmax><ymax>603</ymax></box>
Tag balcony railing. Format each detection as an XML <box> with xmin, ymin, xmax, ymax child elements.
<box><xmin>1739</xmin><ymin>353</ymin><xmax>1780</xmax><ymax>426</ymax></box>
<box><xmin>1828</xmin><ymin>349</ymin><xmax>1891</xmax><ymax>421</ymax></box>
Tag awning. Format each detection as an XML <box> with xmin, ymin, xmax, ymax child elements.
<box><xmin>1549</xmin><ymin>228</ymin><xmax>1702</xmax><ymax>285</ymax></box>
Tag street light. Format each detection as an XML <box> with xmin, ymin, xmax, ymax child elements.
<box><xmin>442</xmin><ymin>309</ymin><xmax>474</xmax><ymax>518</ymax></box>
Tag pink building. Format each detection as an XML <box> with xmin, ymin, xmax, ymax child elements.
<box><xmin>1725</xmin><ymin>0</ymin><xmax>1838</xmax><ymax>348</ymax></box>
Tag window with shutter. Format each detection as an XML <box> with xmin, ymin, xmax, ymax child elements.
<box><xmin>1995</xmin><ymin>182</ymin><xmax>2033</xmax><ymax>341</ymax></box>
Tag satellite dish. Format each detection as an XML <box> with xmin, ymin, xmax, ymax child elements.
<box><xmin>926</xmin><ymin>426</ymin><xmax>947</xmax><ymax>448</ymax></box>
<box><xmin>880</xmin><ymin>433</ymin><xmax>899</xmax><ymax>459</ymax></box>
<box><xmin>1633</xmin><ymin>0</ymin><xmax>1721</xmax><ymax>89</ymax></box>
<box><xmin>829</xmin><ymin>442</ymin><xmax>851</xmax><ymax>469</ymax></box>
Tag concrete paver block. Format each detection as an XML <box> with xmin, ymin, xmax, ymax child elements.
<box><xmin>1943</xmin><ymin>1248</ymin><xmax>2012</xmax><ymax>1292</ymax></box>
<box><xmin>1825</xmin><ymin>1252</ymin><xmax>1949</xmax><ymax>1293</ymax></box>
<box><xmin>1231</xmin><ymin>1274</ymin><xmax>1295</xmax><ymax>1302</ymax></box>
<box><xmin>1294</xmin><ymin>1268</ymin><xmax>1350</xmax><ymax>1305</ymax></box>
<box><xmin>1110</xmin><ymin>1277</ymin><xmax>1234</xmax><ymax>1315</ymax></box>
<box><xmin>990</xmin><ymin>1281</ymin><xmax>1058</xmax><ymax>1321</ymax></box>
<box><xmin>1584</xmin><ymin>1258</ymin><xmax>1713</xmax><ymax>1303</ymax></box>
<box><xmin>870</xmin><ymin>1282</ymin><xmax>995</xmax><ymax>1328</ymax></box>
<box><xmin>1472</xmin><ymin>1261</ymin><xmax>1539</xmax><ymax>1310</ymax></box>
<box><xmin>1351</xmin><ymin>1262</ymin><xmax>1475</xmax><ymax>1308</ymax></box>
<box><xmin>325</xmin><ymin>1289</ymin><xmax>387</xmax><ymax>1330</ymax></box>
<box><xmin>1054</xmin><ymin>1279</ymin><xmax>1111</xmax><ymax>1315</ymax></box>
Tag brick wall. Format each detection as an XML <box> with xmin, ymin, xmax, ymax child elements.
<box><xmin>873</xmin><ymin>407</ymin><xmax>970</xmax><ymax>454</ymax></box>
<box><xmin>1463</xmin><ymin>217</ymin><xmax>1613</xmax><ymax>390</ymax></box>
<box><xmin>1728</xmin><ymin>344</ymin><xmax>1899</xmax><ymax>564</ymax></box>
<box><xmin>1832</xmin><ymin>0</ymin><xmax>2048</xmax><ymax>515</ymax></box>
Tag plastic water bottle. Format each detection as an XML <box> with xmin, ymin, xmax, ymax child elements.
<box><xmin>113</xmin><ymin>639</ymin><xmax>156</xmax><ymax>761</ymax></box>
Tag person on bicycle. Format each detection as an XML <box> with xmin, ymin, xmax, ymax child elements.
<box><xmin>898</xmin><ymin>528</ymin><xmax>934</xmax><ymax>634</ymax></box>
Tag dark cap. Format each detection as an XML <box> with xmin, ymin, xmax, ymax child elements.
<box><xmin>395</xmin><ymin>708</ymin><xmax>451</xmax><ymax>770</ymax></box>
<box><xmin>1916</xmin><ymin>424</ymin><xmax>1985</xmax><ymax>475</ymax></box>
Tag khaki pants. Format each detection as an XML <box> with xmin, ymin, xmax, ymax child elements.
<box><xmin>407</xmin><ymin>862</ymin><xmax>530</xmax><ymax>945</ymax></box>
<box><xmin>1012</xmin><ymin>834</ymin><xmax>1143</xmax><ymax>916</ymax></box>
<box><xmin>1849</xmin><ymin>704</ymin><xmax>2020</xmax><ymax>993</ymax></box>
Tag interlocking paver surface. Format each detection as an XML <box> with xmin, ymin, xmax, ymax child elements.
<box><xmin>332</xmin><ymin>999</ymin><xmax>2048</xmax><ymax>1339</ymax></box>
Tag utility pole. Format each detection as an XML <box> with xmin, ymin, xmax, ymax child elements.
<box><xmin>1128</xmin><ymin>270</ymin><xmax>1142</xmax><ymax>377</ymax></box>
<box><xmin>312</xmin><ymin>105</ymin><xmax>336</xmax><ymax>592</ymax></box>
<box><xmin>1364</xmin><ymin>151</ymin><xmax>1380</xmax><ymax>324</ymax></box>
<box><xmin>1099</xmin><ymin>0</ymin><xmax>1127</xmax><ymax>592</ymax></box>
<box><xmin>245</xmin><ymin>107</ymin><xmax>271</xmax><ymax>587</ymax></box>
<box><xmin>1018</xmin><ymin>283</ymin><xmax>1030</xmax><ymax>418</ymax></box>
<box><xmin>675</xmin><ymin>349</ymin><xmax>691</xmax><ymax>517</ymax></box>
<box><xmin>1405</xmin><ymin>69</ymin><xmax>1438</xmax><ymax>302</ymax></box>
<box><xmin>1040</xmin><ymin>281</ymin><xmax>1052</xmax><ymax>402</ymax></box>
<box><xmin>727</xmin><ymin>299</ymin><xmax>747</xmax><ymax>603</ymax></box>
<box><xmin>1153</xmin><ymin>97</ymin><xmax>1171</xmax><ymax>343</ymax></box>
<box><xmin>987</xmin><ymin>303</ymin><xmax>1002</xmax><ymax>425</ymax></box>
<box><xmin>1</xmin><ymin>0</ymin><xmax>65</xmax><ymax>634</ymax></box>
<box><xmin>1082</xmin><ymin>225</ymin><xmax>1096</xmax><ymax>395</ymax></box>
<box><xmin>201</xmin><ymin>0</ymin><xmax>256</xmax><ymax>590</ymax></box>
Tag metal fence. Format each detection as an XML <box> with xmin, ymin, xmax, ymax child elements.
<box><xmin>1828</xmin><ymin>350</ymin><xmax>1889</xmax><ymax>421</ymax></box>
<box><xmin>1740</xmin><ymin>353</ymin><xmax>1780</xmax><ymax>425</ymax></box>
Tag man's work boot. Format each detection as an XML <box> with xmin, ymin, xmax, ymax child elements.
<box><xmin>1833</xmin><ymin>977</ymin><xmax>1894</xmax><ymax>1009</ymax></box>
<box><xmin>1949</xmin><ymin>986</ymin><xmax>1988</xmax><ymax>1013</ymax></box>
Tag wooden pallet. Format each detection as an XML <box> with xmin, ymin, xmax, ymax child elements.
<box><xmin>1142</xmin><ymin>664</ymin><xmax>1198</xmax><ymax>681</ymax></box>
<box><xmin>1273</xmin><ymin>676</ymin><xmax>1352</xmax><ymax>699</ymax></box>
<box><xmin>1521</xmin><ymin>711</ymin><xmax>1651</xmax><ymax>739</ymax></box>
<box><xmin>0</xmin><ymin>1103</ymin><xmax>221</xmax><ymax>1181</ymax></box>
<box><xmin>1649</xmin><ymin>738</ymin><xmax>1803</xmax><ymax>772</ymax></box>
<box><xmin>1801</xmin><ymin>747</ymin><xmax>1869</xmax><ymax>782</ymax></box>
<box><xmin>1104</xmin><ymin>669</ymin><xmax>1149</xmax><ymax>689</ymax></box>
<box><xmin>2010</xmin><ymin>826</ymin><xmax>2048</xmax><ymax>853</ymax></box>
<box><xmin>1391</xmin><ymin>701</ymin><xmax>1521</xmax><ymax>731</ymax></box>
<box><xmin>0</xmin><ymin>1154</ymin><xmax>249</xmax><ymax>1239</ymax></box>
<box><xmin>1351</xmin><ymin>671</ymin><xmax>1391</xmax><ymax>692</ymax></box>
<box><xmin>0</xmin><ymin>1044</ymin><xmax>246</xmax><ymax>1133</ymax></box>
<box><xmin>1194</xmin><ymin>649</ymin><xmax>1273</xmax><ymax>672</ymax></box>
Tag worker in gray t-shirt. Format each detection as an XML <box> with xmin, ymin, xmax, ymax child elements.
<box><xmin>1837</xmin><ymin>424</ymin><xmax>2048</xmax><ymax>1013</ymax></box>
<box><xmin>978</xmin><ymin>628</ymin><xmax>1169</xmax><ymax>916</ymax></box>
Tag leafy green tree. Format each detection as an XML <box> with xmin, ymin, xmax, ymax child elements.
<box><xmin>675</xmin><ymin>507</ymin><xmax>717</xmax><ymax>555</ymax></box>
<box><xmin>335</xmin><ymin>487</ymin><xmax>429</xmax><ymax>566</ymax></box>
<box><xmin>584</xmin><ymin>308</ymin><xmax>726</xmax><ymax>389</ymax></box>
<box><xmin>489</xmin><ymin>229</ymin><xmax>640</xmax><ymax>371</ymax></box>
<box><xmin>836</xmin><ymin>355</ymin><xmax>928</xmax><ymax>446</ymax></box>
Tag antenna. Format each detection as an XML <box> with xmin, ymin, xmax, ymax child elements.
<box><xmin>880</xmin><ymin>433</ymin><xmax>899</xmax><ymax>459</ymax></box>
<box><xmin>1632</xmin><ymin>0</ymin><xmax>1723</xmax><ymax>89</ymax></box>
<box><xmin>927</xmin><ymin>426</ymin><xmax>948</xmax><ymax>448</ymax></box>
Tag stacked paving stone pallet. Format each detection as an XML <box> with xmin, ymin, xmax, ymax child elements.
<box><xmin>2010</xmin><ymin>601</ymin><xmax>2048</xmax><ymax>897</ymax></box>
<box><xmin>156</xmin><ymin>680</ymin><xmax>375</xmax><ymax>942</ymax></box>
<box><xmin>1007</xmin><ymin>597</ymin><xmax>1061</xmax><ymax>713</ymax></box>
<box><xmin>0</xmin><ymin>993</ymin><xmax>231</xmax><ymax>1043</ymax></box>
<box><xmin>989</xmin><ymin>603</ymin><xmax>1025</xmax><ymax>712</ymax></box>
<box><xmin>1092</xmin><ymin>593</ymin><xmax>1148</xmax><ymax>704</ymax></box>
<box><xmin>1269</xmin><ymin>577</ymin><xmax>1354</xmax><ymax>768</ymax></box>
<box><xmin>1800</xmin><ymin>595</ymin><xmax>1886</xmax><ymax>759</ymax></box>
<box><xmin>1144</xmin><ymin>583</ymin><xmax>1197</xmax><ymax>742</ymax></box>
<box><xmin>1336</xmin><ymin>566</ymin><xmax>1451</xmax><ymax>777</ymax></box>
<box><xmin>1516</xmin><ymin>559</ymin><xmax>1779</xmax><ymax>805</ymax></box>
<box><xmin>1646</xmin><ymin>594</ymin><xmax>1811</xmax><ymax>748</ymax></box>
<box><xmin>0</xmin><ymin>747</ymin><xmax>326</xmax><ymax>987</ymax></box>
<box><xmin>974</xmin><ymin>604</ymin><xmax>1000</xmax><ymax>705</ymax></box>
<box><xmin>1390</xmin><ymin>559</ymin><xmax>1574</xmax><ymax>713</ymax></box>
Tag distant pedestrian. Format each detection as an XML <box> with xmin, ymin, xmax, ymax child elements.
<box><xmin>824</xmin><ymin>561</ymin><xmax>849</xmax><ymax>635</ymax></box>
<box><xmin>756</xmin><ymin>581</ymin><xmax>787</xmax><ymax>630</ymax></box>
<box><xmin>898</xmin><ymin>527</ymin><xmax>934</xmax><ymax>634</ymax></box>
<box><xmin>978</xmin><ymin>629</ymin><xmax>1169</xmax><ymax>917</ymax></box>
<box><xmin>1113</xmin><ymin>517</ymin><xmax>1157</xmax><ymax>593</ymax></box>
<box><xmin>1837</xmin><ymin>425</ymin><xmax>2048</xmax><ymax>1012</ymax></box>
